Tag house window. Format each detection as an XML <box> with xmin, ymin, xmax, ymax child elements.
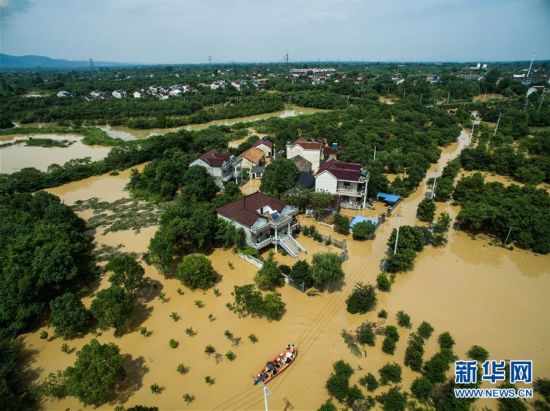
<box><xmin>343</xmin><ymin>182</ymin><xmax>351</xmax><ymax>188</ymax></box>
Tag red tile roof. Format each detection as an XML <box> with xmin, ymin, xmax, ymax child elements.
<box><xmin>197</xmin><ymin>150</ymin><xmax>230</xmax><ymax>167</ymax></box>
<box><xmin>316</xmin><ymin>160</ymin><xmax>362</xmax><ymax>181</ymax></box>
<box><xmin>253</xmin><ymin>138</ymin><xmax>273</xmax><ymax>148</ymax></box>
<box><xmin>292</xmin><ymin>138</ymin><xmax>322</xmax><ymax>151</ymax></box>
<box><xmin>217</xmin><ymin>192</ymin><xmax>286</xmax><ymax>228</ymax></box>
<box><xmin>239</xmin><ymin>147</ymin><xmax>265</xmax><ymax>164</ymax></box>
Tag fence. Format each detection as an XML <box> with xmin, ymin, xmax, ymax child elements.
<box><xmin>237</xmin><ymin>252</ymin><xmax>264</xmax><ymax>269</ymax></box>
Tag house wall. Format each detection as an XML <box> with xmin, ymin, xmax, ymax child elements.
<box><xmin>286</xmin><ymin>145</ymin><xmax>321</xmax><ymax>172</ymax></box>
<box><xmin>189</xmin><ymin>159</ymin><xmax>223</xmax><ymax>188</ymax></box>
<box><xmin>315</xmin><ymin>171</ymin><xmax>338</xmax><ymax>194</ymax></box>
<box><xmin>255</xmin><ymin>144</ymin><xmax>272</xmax><ymax>157</ymax></box>
<box><xmin>239</xmin><ymin>157</ymin><xmax>255</xmax><ymax>170</ymax></box>
<box><xmin>217</xmin><ymin>214</ymin><xmax>270</xmax><ymax>246</ymax></box>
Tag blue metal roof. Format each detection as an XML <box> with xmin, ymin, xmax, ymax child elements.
<box><xmin>376</xmin><ymin>192</ymin><xmax>401</xmax><ymax>204</ymax></box>
<box><xmin>349</xmin><ymin>215</ymin><xmax>378</xmax><ymax>228</ymax></box>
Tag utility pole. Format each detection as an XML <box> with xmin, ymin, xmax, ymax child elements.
<box><xmin>259</xmin><ymin>382</ymin><xmax>271</xmax><ymax>411</ymax></box>
<box><xmin>346</xmin><ymin>95</ymin><xmax>350</xmax><ymax>109</ymax></box>
<box><xmin>419</xmin><ymin>93</ymin><xmax>423</xmax><ymax>104</ymax></box>
<box><xmin>431</xmin><ymin>173</ymin><xmax>438</xmax><ymax>200</ymax></box>
<box><xmin>493</xmin><ymin>112</ymin><xmax>502</xmax><ymax>136</ymax></box>
<box><xmin>373</xmin><ymin>146</ymin><xmax>377</xmax><ymax>161</ymax></box>
<box><xmin>538</xmin><ymin>94</ymin><xmax>545</xmax><ymax>111</ymax></box>
<box><xmin>447</xmin><ymin>90</ymin><xmax>450</xmax><ymax>104</ymax></box>
<box><xmin>526</xmin><ymin>51</ymin><xmax>536</xmax><ymax>79</ymax></box>
<box><xmin>503</xmin><ymin>227</ymin><xmax>513</xmax><ymax>246</ymax></box>
<box><xmin>470</xmin><ymin>121</ymin><xmax>476</xmax><ymax>139</ymax></box>
<box><xmin>393</xmin><ymin>216</ymin><xmax>402</xmax><ymax>255</ymax></box>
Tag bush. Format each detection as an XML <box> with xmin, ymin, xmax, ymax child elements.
<box><xmin>177</xmin><ymin>254</ymin><xmax>216</xmax><ymax>290</ymax></box>
<box><xmin>411</xmin><ymin>376</ymin><xmax>433</xmax><ymax>402</ymax></box>
<box><xmin>205</xmin><ymin>376</ymin><xmax>215</xmax><ymax>385</ymax></box>
<box><xmin>423</xmin><ymin>350</ymin><xmax>454</xmax><ymax>383</ymax></box>
<box><xmin>376</xmin><ymin>387</ymin><xmax>407</xmax><ymax>411</ymax></box>
<box><xmin>346</xmin><ymin>283</ymin><xmax>377</xmax><ymax>314</ymax></box>
<box><xmin>356</xmin><ymin>323</ymin><xmax>375</xmax><ymax>346</ymax></box>
<box><xmin>254</xmin><ymin>253</ymin><xmax>284</xmax><ymax>290</ymax></box>
<box><xmin>417</xmin><ymin>198</ymin><xmax>436</xmax><ymax>222</ymax></box>
<box><xmin>40</xmin><ymin>330</ymin><xmax>49</xmax><ymax>340</ymax></box>
<box><xmin>90</xmin><ymin>286</ymin><xmax>136</xmax><ymax>334</ymax></box>
<box><xmin>384</xmin><ymin>326</ymin><xmax>400</xmax><ymax>342</ymax></box>
<box><xmin>382</xmin><ymin>337</ymin><xmax>397</xmax><ymax>355</ymax></box>
<box><xmin>325</xmin><ymin>360</ymin><xmax>361</xmax><ymax>405</ymax></box>
<box><xmin>467</xmin><ymin>345</ymin><xmax>489</xmax><ymax>362</ymax></box>
<box><xmin>396</xmin><ymin>311</ymin><xmax>411</xmax><ymax>328</ymax></box>
<box><xmin>379</xmin><ymin>363</ymin><xmax>402</xmax><ymax>385</ymax></box>
<box><xmin>359</xmin><ymin>373</ymin><xmax>379</xmax><ymax>392</ymax></box>
<box><xmin>177</xmin><ymin>363</ymin><xmax>189</xmax><ymax>374</ymax></box>
<box><xmin>404</xmin><ymin>333</ymin><xmax>425</xmax><ymax>372</ymax></box>
<box><xmin>311</xmin><ymin>252</ymin><xmax>345</xmax><ymax>289</ymax></box>
<box><xmin>378</xmin><ymin>309</ymin><xmax>388</xmax><ymax>319</ymax></box>
<box><xmin>438</xmin><ymin>332</ymin><xmax>455</xmax><ymax>350</ymax></box>
<box><xmin>49</xmin><ymin>293</ymin><xmax>90</xmax><ymax>338</ymax></box>
<box><xmin>169</xmin><ymin>339</ymin><xmax>179</xmax><ymax>349</ymax></box>
<box><xmin>352</xmin><ymin>221</ymin><xmax>376</xmax><ymax>240</ymax></box>
<box><xmin>205</xmin><ymin>345</ymin><xmax>216</xmax><ymax>355</ymax></box>
<box><xmin>534</xmin><ymin>378</ymin><xmax>550</xmax><ymax>403</ymax></box>
<box><xmin>225</xmin><ymin>351</ymin><xmax>236</xmax><ymax>361</ymax></box>
<box><xmin>64</xmin><ymin>339</ymin><xmax>125</xmax><ymax>406</ymax></box>
<box><xmin>376</xmin><ymin>273</ymin><xmax>391</xmax><ymax>292</ymax></box>
<box><xmin>289</xmin><ymin>260</ymin><xmax>314</xmax><ymax>289</ymax></box>
<box><xmin>333</xmin><ymin>214</ymin><xmax>350</xmax><ymax>235</ymax></box>
<box><xmin>417</xmin><ymin>321</ymin><xmax>434</xmax><ymax>340</ymax></box>
<box><xmin>318</xmin><ymin>400</ymin><xmax>337</xmax><ymax>411</ymax></box>
<box><xmin>262</xmin><ymin>292</ymin><xmax>286</xmax><ymax>321</ymax></box>
<box><xmin>248</xmin><ymin>334</ymin><xmax>258</xmax><ymax>343</ymax></box>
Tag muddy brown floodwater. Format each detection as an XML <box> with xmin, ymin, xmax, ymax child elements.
<box><xmin>0</xmin><ymin>134</ymin><xmax>110</xmax><ymax>174</ymax></box>
<box><xmin>22</xmin><ymin>128</ymin><xmax>550</xmax><ymax>410</ymax></box>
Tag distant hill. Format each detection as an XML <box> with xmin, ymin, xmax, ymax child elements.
<box><xmin>0</xmin><ymin>54</ymin><xmax>127</xmax><ymax>69</ymax></box>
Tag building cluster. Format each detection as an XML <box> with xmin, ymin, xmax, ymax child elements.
<box><xmin>289</xmin><ymin>67</ymin><xmax>336</xmax><ymax>86</ymax></box>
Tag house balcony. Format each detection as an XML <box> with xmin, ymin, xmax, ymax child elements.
<box><xmin>250</xmin><ymin>237</ymin><xmax>272</xmax><ymax>250</ymax></box>
<box><xmin>336</xmin><ymin>188</ymin><xmax>366</xmax><ymax>197</ymax></box>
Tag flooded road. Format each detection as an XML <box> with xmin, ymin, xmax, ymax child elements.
<box><xmin>0</xmin><ymin>134</ymin><xmax>110</xmax><ymax>173</ymax></box>
<box><xmin>22</xmin><ymin>127</ymin><xmax>550</xmax><ymax>410</ymax></box>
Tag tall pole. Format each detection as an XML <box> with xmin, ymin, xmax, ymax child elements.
<box><xmin>420</xmin><ymin>93</ymin><xmax>423</xmax><ymax>104</ymax></box>
<box><xmin>526</xmin><ymin>52</ymin><xmax>536</xmax><ymax>79</ymax></box>
<box><xmin>493</xmin><ymin>113</ymin><xmax>502</xmax><ymax>136</ymax></box>
<box><xmin>538</xmin><ymin>94</ymin><xmax>545</xmax><ymax>111</ymax></box>
<box><xmin>470</xmin><ymin>121</ymin><xmax>476</xmax><ymax>139</ymax></box>
<box><xmin>393</xmin><ymin>216</ymin><xmax>402</xmax><ymax>255</ymax></box>
<box><xmin>373</xmin><ymin>146</ymin><xmax>377</xmax><ymax>162</ymax></box>
<box><xmin>260</xmin><ymin>382</ymin><xmax>271</xmax><ymax>411</ymax></box>
<box><xmin>447</xmin><ymin>90</ymin><xmax>450</xmax><ymax>104</ymax></box>
<box><xmin>504</xmin><ymin>227</ymin><xmax>513</xmax><ymax>246</ymax></box>
<box><xmin>431</xmin><ymin>176</ymin><xmax>438</xmax><ymax>200</ymax></box>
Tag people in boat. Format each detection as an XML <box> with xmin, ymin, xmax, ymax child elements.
<box><xmin>284</xmin><ymin>350</ymin><xmax>294</xmax><ymax>364</ymax></box>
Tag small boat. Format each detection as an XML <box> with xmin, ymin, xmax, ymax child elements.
<box><xmin>253</xmin><ymin>344</ymin><xmax>297</xmax><ymax>385</ymax></box>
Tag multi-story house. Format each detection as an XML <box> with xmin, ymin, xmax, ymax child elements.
<box><xmin>189</xmin><ymin>149</ymin><xmax>240</xmax><ymax>188</ymax></box>
<box><xmin>217</xmin><ymin>192</ymin><xmax>305</xmax><ymax>257</ymax></box>
<box><xmin>286</xmin><ymin>138</ymin><xmax>323</xmax><ymax>172</ymax></box>
<box><xmin>315</xmin><ymin>160</ymin><xmax>369</xmax><ymax>209</ymax></box>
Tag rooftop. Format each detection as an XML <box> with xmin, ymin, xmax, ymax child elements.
<box><xmin>196</xmin><ymin>149</ymin><xmax>230</xmax><ymax>167</ymax></box>
<box><xmin>290</xmin><ymin>138</ymin><xmax>323</xmax><ymax>151</ymax></box>
<box><xmin>316</xmin><ymin>160</ymin><xmax>363</xmax><ymax>181</ymax></box>
<box><xmin>217</xmin><ymin>192</ymin><xmax>286</xmax><ymax>228</ymax></box>
<box><xmin>239</xmin><ymin>147</ymin><xmax>265</xmax><ymax>165</ymax></box>
<box><xmin>253</xmin><ymin>138</ymin><xmax>273</xmax><ymax>148</ymax></box>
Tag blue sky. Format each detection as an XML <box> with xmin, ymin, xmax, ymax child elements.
<box><xmin>1</xmin><ymin>0</ymin><xmax>549</xmax><ymax>63</ymax></box>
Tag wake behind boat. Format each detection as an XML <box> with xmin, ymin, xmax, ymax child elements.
<box><xmin>253</xmin><ymin>344</ymin><xmax>297</xmax><ymax>385</ymax></box>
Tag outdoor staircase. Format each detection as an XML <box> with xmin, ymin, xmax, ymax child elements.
<box><xmin>278</xmin><ymin>235</ymin><xmax>306</xmax><ymax>258</ymax></box>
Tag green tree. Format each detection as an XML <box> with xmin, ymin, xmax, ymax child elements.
<box><xmin>333</xmin><ymin>214</ymin><xmax>350</xmax><ymax>235</ymax></box>
<box><xmin>423</xmin><ymin>350</ymin><xmax>454</xmax><ymax>383</ymax></box>
<box><xmin>376</xmin><ymin>273</ymin><xmax>391</xmax><ymax>291</ymax></box>
<box><xmin>64</xmin><ymin>339</ymin><xmax>125</xmax><ymax>406</ymax></box>
<box><xmin>49</xmin><ymin>293</ymin><xmax>90</xmax><ymax>338</ymax></box>
<box><xmin>106</xmin><ymin>254</ymin><xmax>146</xmax><ymax>293</ymax></box>
<box><xmin>356</xmin><ymin>323</ymin><xmax>375</xmax><ymax>346</ymax></box>
<box><xmin>90</xmin><ymin>286</ymin><xmax>137</xmax><ymax>334</ymax></box>
<box><xmin>467</xmin><ymin>345</ymin><xmax>489</xmax><ymax>362</ymax></box>
<box><xmin>352</xmin><ymin>221</ymin><xmax>376</xmax><ymax>240</ymax></box>
<box><xmin>359</xmin><ymin>373</ymin><xmax>379</xmax><ymax>392</ymax></box>
<box><xmin>376</xmin><ymin>387</ymin><xmax>407</xmax><ymax>411</ymax></box>
<box><xmin>289</xmin><ymin>260</ymin><xmax>314</xmax><ymax>289</ymax></box>
<box><xmin>232</xmin><ymin>284</ymin><xmax>264</xmax><ymax>318</ymax></box>
<box><xmin>417</xmin><ymin>198</ymin><xmax>436</xmax><ymax>222</ymax></box>
<box><xmin>311</xmin><ymin>252</ymin><xmax>345</xmax><ymax>289</ymax></box>
<box><xmin>262</xmin><ymin>292</ymin><xmax>285</xmax><ymax>321</ymax></box>
<box><xmin>411</xmin><ymin>376</ymin><xmax>433</xmax><ymax>402</ymax></box>
<box><xmin>404</xmin><ymin>333</ymin><xmax>425</xmax><ymax>372</ymax></box>
<box><xmin>254</xmin><ymin>253</ymin><xmax>284</xmax><ymax>290</ymax></box>
<box><xmin>396</xmin><ymin>311</ymin><xmax>412</xmax><ymax>328</ymax></box>
<box><xmin>346</xmin><ymin>283</ymin><xmax>377</xmax><ymax>314</ymax></box>
<box><xmin>379</xmin><ymin>363</ymin><xmax>402</xmax><ymax>385</ymax></box>
<box><xmin>318</xmin><ymin>399</ymin><xmax>337</xmax><ymax>411</ymax></box>
<box><xmin>260</xmin><ymin>159</ymin><xmax>298</xmax><ymax>197</ymax></box>
<box><xmin>417</xmin><ymin>321</ymin><xmax>434</xmax><ymax>340</ymax></box>
<box><xmin>177</xmin><ymin>254</ymin><xmax>216</xmax><ymax>290</ymax></box>
<box><xmin>438</xmin><ymin>332</ymin><xmax>455</xmax><ymax>350</ymax></box>
<box><xmin>498</xmin><ymin>383</ymin><xmax>528</xmax><ymax>411</ymax></box>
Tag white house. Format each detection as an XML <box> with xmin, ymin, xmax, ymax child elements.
<box><xmin>189</xmin><ymin>149</ymin><xmax>239</xmax><ymax>188</ymax></box>
<box><xmin>133</xmin><ymin>91</ymin><xmax>143</xmax><ymax>98</ymax></box>
<box><xmin>112</xmin><ymin>90</ymin><xmax>127</xmax><ymax>99</ymax></box>
<box><xmin>315</xmin><ymin>160</ymin><xmax>369</xmax><ymax>209</ymax></box>
<box><xmin>217</xmin><ymin>192</ymin><xmax>304</xmax><ymax>257</ymax></box>
<box><xmin>239</xmin><ymin>147</ymin><xmax>265</xmax><ymax>171</ymax></box>
<box><xmin>253</xmin><ymin>138</ymin><xmax>274</xmax><ymax>157</ymax></box>
<box><xmin>286</xmin><ymin>138</ymin><xmax>323</xmax><ymax>172</ymax></box>
<box><xmin>56</xmin><ymin>91</ymin><xmax>71</xmax><ymax>97</ymax></box>
<box><xmin>169</xmin><ymin>89</ymin><xmax>182</xmax><ymax>97</ymax></box>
